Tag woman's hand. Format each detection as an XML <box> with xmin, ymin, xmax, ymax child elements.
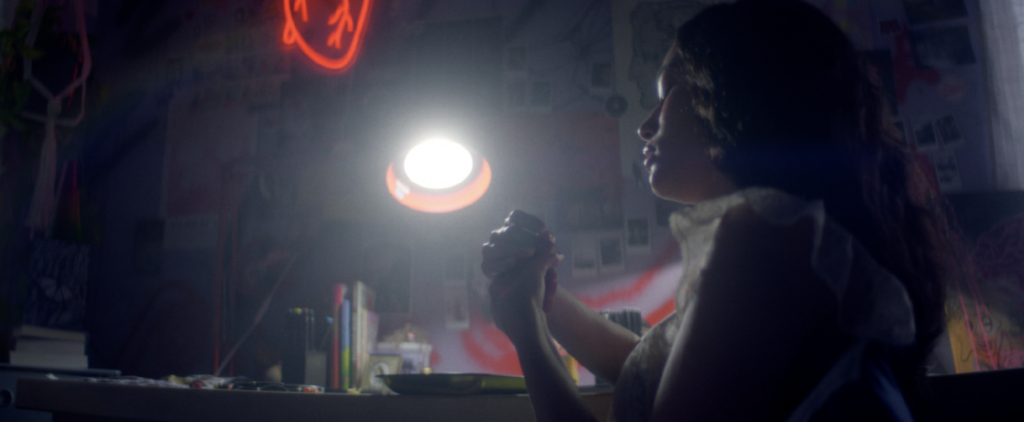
<box><xmin>481</xmin><ymin>226</ymin><xmax>562</xmax><ymax>343</ymax></box>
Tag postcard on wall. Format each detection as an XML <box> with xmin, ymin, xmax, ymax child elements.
<box><xmin>934</xmin><ymin>114</ymin><xmax>964</xmax><ymax>149</ymax></box>
<box><xmin>909</xmin><ymin>26</ymin><xmax>976</xmax><ymax>68</ymax></box>
<box><xmin>626</xmin><ymin>217</ymin><xmax>651</xmax><ymax>255</ymax></box>
<box><xmin>572</xmin><ymin>237</ymin><xmax>598</xmax><ymax>278</ymax></box>
<box><xmin>444</xmin><ymin>286</ymin><xmax>470</xmax><ymax>330</ymax></box>
<box><xmin>912</xmin><ymin>117</ymin><xmax>940</xmax><ymax>151</ymax></box>
<box><xmin>931</xmin><ymin>150</ymin><xmax>962</xmax><ymax>192</ymax></box>
<box><xmin>599</xmin><ymin>236</ymin><xmax>625</xmax><ymax>272</ymax></box>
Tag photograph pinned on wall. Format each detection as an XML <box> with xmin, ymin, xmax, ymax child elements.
<box><xmin>911</xmin><ymin>117</ymin><xmax>940</xmax><ymax>151</ymax></box>
<box><xmin>931</xmin><ymin>150</ymin><xmax>962</xmax><ymax>191</ymax></box>
<box><xmin>902</xmin><ymin>0</ymin><xmax>968</xmax><ymax>25</ymax></box>
<box><xmin>911</xmin><ymin>115</ymin><xmax>963</xmax><ymax>152</ymax></box>
<box><xmin>556</xmin><ymin>188</ymin><xmax>623</xmax><ymax>231</ymax></box>
<box><xmin>626</xmin><ymin>217</ymin><xmax>651</xmax><ymax>255</ymax></box>
<box><xmin>934</xmin><ymin>114</ymin><xmax>964</xmax><ymax>149</ymax></box>
<box><xmin>599</xmin><ymin>236</ymin><xmax>625</xmax><ymax>272</ymax></box>
<box><xmin>572</xmin><ymin>237</ymin><xmax>598</xmax><ymax>278</ymax></box>
<box><xmin>909</xmin><ymin>26</ymin><xmax>976</xmax><ymax>68</ymax></box>
<box><xmin>444</xmin><ymin>253</ymin><xmax>467</xmax><ymax>287</ymax></box>
<box><xmin>444</xmin><ymin>286</ymin><xmax>470</xmax><ymax>330</ymax></box>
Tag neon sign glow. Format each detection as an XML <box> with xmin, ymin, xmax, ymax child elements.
<box><xmin>282</xmin><ymin>0</ymin><xmax>374</xmax><ymax>72</ymax></box>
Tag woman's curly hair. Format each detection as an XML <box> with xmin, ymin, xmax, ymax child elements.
<box><xmin>672</xmin><ymin>0</ymin><xmax>953</xmax><ymax>397</ymax></box>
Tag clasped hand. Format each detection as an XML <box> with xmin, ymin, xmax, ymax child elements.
<box><xmin>481</xmin><ymin>222</ymin><xmax>562</xmax><ymax>342</ymax></box>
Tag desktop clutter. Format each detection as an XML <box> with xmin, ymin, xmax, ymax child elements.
<box><xmin>274</xmin><ymin>281</ymin><xmax>433</xmax><ymax>394</ymax></box>
<box><xmin>4</xmin><ymin>281</ymin><xmax>434</xmax><ymax>395</ymax></box>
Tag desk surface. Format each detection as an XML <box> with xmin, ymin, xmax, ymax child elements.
<box><xmin>16</xmin><ymin>377</ymin><xmax>614</xmax><ymax>422</ymax></box>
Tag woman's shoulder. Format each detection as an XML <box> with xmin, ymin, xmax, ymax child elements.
<box><xmin>701</xmin><ymin>194</ymin><xmax>829</xmax><ymax>312</ymax></box>
<box><xmin>695</xmin><ymin>187</ymin><xmax>916</xmax><ymax>347</ymax></box>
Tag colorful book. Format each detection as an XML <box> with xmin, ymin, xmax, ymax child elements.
<box><xmin>341</xmin><ymin>299</ymin><xmax>351</xmax><ymax>389</ymax></box>
<box><xmin>330</xmin><ymin>283</ymin><xmax>345</xmax><ymax>389</ymax></box>
<box><xmin>350</xmin><ymin>281</ymin><xmax>375</xmax><ymax>388</ymax></box>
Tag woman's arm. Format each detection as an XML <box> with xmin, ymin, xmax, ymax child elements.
<box><xmin>508</xmin><ymin>300</ymin><xmax>601</xmax><ymax>422</ymax></box>
<box><xmin>649</xmin><ymin>204</ymin><xmax>837</xmax><ymax>422</ymax></box>
<box><xmin>484</xmin><ymin>231</ymin><xmax>601</xmax><ymax>422</ymax></box>
<box><xmin>546</xmin><ymin>286</ymin><xmax>640</xmax><ymax>383</ymax></box>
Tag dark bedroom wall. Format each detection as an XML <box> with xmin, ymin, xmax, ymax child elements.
<box><xmin>3</xmin><ymin>0</ymin><xmax>1002</xmax><ymax>381</ymax></box>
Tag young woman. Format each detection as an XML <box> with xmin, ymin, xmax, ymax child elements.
<box><xmin>481</xmin><ymin>1</ymin><xmax>952</xmax><ymax>421</ymax></box>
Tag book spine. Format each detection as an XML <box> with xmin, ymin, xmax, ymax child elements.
<box><xmin>330</xmin><ymin>283</ymin><xmax>345</xmax><ymax>389</ymax></box>
<box><xmin>354</xmin><ymin>307</ymin><xmax>365</xmax><ymax>388</ymax></box>
<box><xmin>341</xmin><ymin>299</ymin><xmax>351</xmax><ymax>390</ymax></box>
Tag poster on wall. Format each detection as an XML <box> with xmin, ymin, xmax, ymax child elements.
<box><xmin>932</xmin><ymin>150</ymin><xmax>962</xmax><ymax>191</ymax></box>
<box><xmin>911</xmin><ymin>114</ymin><xmax>963</xmax><ymax>151</ymax></box>
<box><xmin>934</xmin><ymin>114</ymin><xmax>964</xmax><ymax>149</ymax></box>
<box><xmin>572</xmin><ymin>237</ymin><xmax>598</xmax><ymax>278</ymax></box>
<box><xmin>599</xmin><ymin>236</ymin><xmax>625</xmax><ymax>272</ymax></box>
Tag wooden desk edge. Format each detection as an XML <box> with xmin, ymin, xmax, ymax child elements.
<box><xmin>16</xmin><ymin>377</ymin><xmax>614</xmax><ymax>422</ymax></box>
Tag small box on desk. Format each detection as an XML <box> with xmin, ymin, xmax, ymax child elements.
<box><xmin>282</xmin><ymin>350</ymin><xmax>326</xmax><ymax>386</ymax></box>
<box><xmin>282</xmin><ymin>308</ymin><xmax>327</xmax><ymax>386</ymax></box>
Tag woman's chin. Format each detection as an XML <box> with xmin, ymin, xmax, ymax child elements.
<box><xmin>649</xmin><ymin>182</ymin><xmax>684</xmax><ymax>204</ymax></box>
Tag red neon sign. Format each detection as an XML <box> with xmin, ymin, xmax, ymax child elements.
<box><xmin>283</xmin><ymin>0</ymin><xmax>374</xmax><ymax>72</ymax></box>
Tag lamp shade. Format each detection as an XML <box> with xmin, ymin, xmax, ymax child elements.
<box><xmin>386</xmin><ymin>140</ymin><xmax>491</xmax><ymax>213</ymax></box>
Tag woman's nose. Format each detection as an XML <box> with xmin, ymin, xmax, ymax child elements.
<box><xmin>638</xmin><ymin>106</ymin><xmax>659</xmax><ymax>141</ymax></box>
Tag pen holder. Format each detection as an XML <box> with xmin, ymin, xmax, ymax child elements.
<box><xmin>282</xmin><ymin>308</ymin><xmax>327</xmax><ymax>386</ymax></box>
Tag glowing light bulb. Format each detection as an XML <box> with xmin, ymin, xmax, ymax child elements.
<box><xmin>403</xmin><ymin>139</ymin><xmax>474</xmax><ymax>189</ymax></box>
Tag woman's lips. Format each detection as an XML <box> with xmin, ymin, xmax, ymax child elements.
<box><xmin>642</xmin><ymin>145</ymin><xmax>656</xmax><ymax>172</ymax></box>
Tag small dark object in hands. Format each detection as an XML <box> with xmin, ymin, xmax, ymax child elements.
<box><xmin>501</xmin><ymin>210</ymin><xmax>547</xmax><ymax>248</ymax></box>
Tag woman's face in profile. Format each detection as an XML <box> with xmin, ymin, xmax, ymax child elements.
<box><xmin>638</xmin><ymin>48</ymin><xmax>735</xmax><ymax>204</ymax></box>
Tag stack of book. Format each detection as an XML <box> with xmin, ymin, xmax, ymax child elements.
<box><xmin>328</xmin><ymin>281</ymin><xmax>378</xmax><ymax>390</ymax></box>
<box><xmin>9</xmin><ymin>324</ymin><xmax>88</xmax><ymax>369</ymax></box>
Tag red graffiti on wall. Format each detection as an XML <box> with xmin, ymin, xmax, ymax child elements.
<box><xmin>282</xmin><ymin>0</ymin><xmax>374</xmax><ymax>72</ymax></box>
